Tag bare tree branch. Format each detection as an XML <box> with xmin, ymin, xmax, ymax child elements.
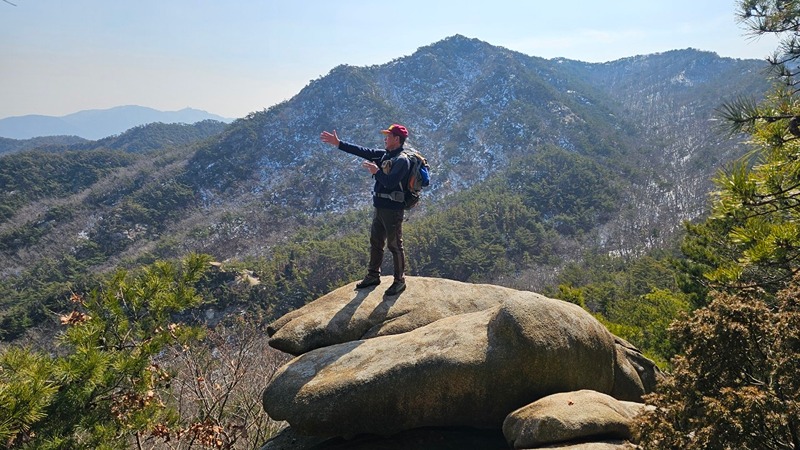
<box><xmin>3</xmin><ymin>0</ymin><xmax>18</xmax><ymax>6</ymax></box>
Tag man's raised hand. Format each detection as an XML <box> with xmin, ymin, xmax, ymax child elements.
<box><xmin>320</xmin><ymin>130</ymin><xmax>340</xmax><ymax>147</ymax></box>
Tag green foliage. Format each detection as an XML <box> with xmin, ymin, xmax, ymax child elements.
<box><xmin>508</xmin><ymin>145</ymin><xmax>621</xmax><ymax>234</ymax></box>
<box><xmin>0</xmin><ymin>253</ymin><xmax>210</xmax><ymax>449</ymax></box>
<box><xmin>555</xmin><ymin>284</ymin><xmax>586</xmax><ymax>308</ymax></box>
<box><xmin>605</xmin><ymin>288</ymin><xmax>690</xmax><ymax>361</ymax></box>
<box><xmin>86</xmin><ymin>120</ymin><xmax>227</xmax><ymax>154</ymax></box>
<box><xmin>683</xmin><ymin>2</ymin><xmax>800</xmax><ymax>294</ymax></box>
<box><xmin>0</xmin><ymin>150</ymin><xmax>136</xmax><ymax>222</ymax></box>
<box><xmin>0</xmin><ymin>136</ymin><xmax>88</xmax><ymax>156</ymax></box>
<box><xmin>243</xmin><ymin>233</ymin><xmax>368</xmax><ymax>318</ymax></box>
<box><xmin>674</xmin><ymin>218</ymin><xmax>736</xmax><ymax>307</ymax></box>
<box><xmin>184</xmin><ymin>114</ymin><xmax>266</xmax><ymax>192</ymax></box>
<box><xmin>704</xmin><ymin>148</ymin><xmax>800</xmax><ymax>292</ymax></box>
<box><xmin>408</xmin><ymin>188</ymin><xmax>552</xmax><ymax>282</ymax></box>
<box><xmin>550</xmin><ymin>251</ymin><xmax>687</xmax><ymax>364</ymax></box>
<box><xmin>0</xmin><ymin>136</ymin><xmax>623</xmax><ymax>339</ymax></box>
<box><xmin>635</xmin><ymin>2</ymin><xmax>800</xmax><ymax>446</ymax></box>
<box><xmin>553</xmin><ymin>252</ymin><xmax>682</xmax><ymax>312</ymax></box>
<box><xmin>0</xmin><ymin>206</ymin><xmax>73</xmax><ymax>253</ymax></box>
<box><xmin>681</xmin><ymin>88</ymin><xmax>800</xmax><ymax>295</ymax></box>
<box><xmin>85</xmin><ymin>178</ymin><xmax>197</xmax><ymax>258</ymax></box>
<box><xmin>0</xmin><ymin>254</ymin><xmax>97</xmax><ymax>341</ymax></box>
<box><xmin>636</xmin><ymin>281</ymin><xmax>800</xmax><ymax>449</ymax></box>
<box><xmin>0</xmin><ymin>348</ymin><xmax>60</xmax><ymax>447</ymax></box>
<box><xmin>408</xmin><ymin>147</ymin><xmax>619</xmax><ymax>282</ymax></box>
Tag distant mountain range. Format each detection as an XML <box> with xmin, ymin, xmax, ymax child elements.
<box><xmin>0</xmin><ymin>105</ymin><xmax>234</xmax><ymax>140</ymax></box>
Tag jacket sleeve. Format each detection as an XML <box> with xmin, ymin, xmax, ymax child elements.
<box><xmin>337</xmin><ymin>141</ymin><xmax>386</xmax><ymax>162</ymax></box>
<box><xmin>374</xmin><ymin>154</ymin><xmax>410</xmax><ymax>190</ymax></box>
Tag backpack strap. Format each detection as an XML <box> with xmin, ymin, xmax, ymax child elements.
<box><xmin>373</xmin><ymin>150</ymin><xmax>411</xmax><ymax>203</ymax></box>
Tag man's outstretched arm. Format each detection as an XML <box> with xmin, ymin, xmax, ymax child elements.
<box><xmin>322</xmin><ymin>129</ymin><xmax>385</xmax><ymax>161</ymax></box>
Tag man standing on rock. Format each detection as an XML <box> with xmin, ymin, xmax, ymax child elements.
<box><xmin>320</xmin><ymin>124</ymin><xmax>410</xmax><ymax>296</ymax></box>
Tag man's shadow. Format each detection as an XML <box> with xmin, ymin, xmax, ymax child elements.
<box><xmin>325</xmin><ymin>282</ymin><xmax>404</xmax><ymax>341</ymax></box>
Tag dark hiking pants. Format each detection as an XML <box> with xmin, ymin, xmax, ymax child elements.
<box><xmin>368</xmin><ymin>208</ymin><xmax>405</xmax><ymax>282</ymax></box>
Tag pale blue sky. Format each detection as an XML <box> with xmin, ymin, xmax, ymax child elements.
<box><xmin>0</xmin><ymin>0</ymin><xmax>781</xmax><ymax>120</ymax></box>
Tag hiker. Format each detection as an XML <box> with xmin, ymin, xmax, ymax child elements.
<box><xmin>320</xmin><ymin>124</ymin><xmax>410</xmax><ymax>296</ymax></box>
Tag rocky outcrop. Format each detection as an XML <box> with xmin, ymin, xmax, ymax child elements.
<box><xmin>261</xmin><ymin>277</ymin><xmax>662</xmax><ymax>449</ymax></box>
<box><xmin>261</xmin><ymin>426</ymin><xmax>509</xmax><ymax>450</ymax></box>
<box><xmin>266</xmin><ymin>276</ymin><xmax>543</xmax><ymax>355</ymax></box>
<box><xmin>503</xmin><ymin>390</ymin><xmax>650</xmax><ymax>449</ymax></box>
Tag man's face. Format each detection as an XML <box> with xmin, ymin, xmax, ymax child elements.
<box><xmin>384</xmin><ymin>133</ymin><xmax>400</xmax><ymax>151</ymax></box>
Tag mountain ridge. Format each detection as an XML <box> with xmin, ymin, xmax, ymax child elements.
<box><xmin>183</xmin><ymin>38</ymin><xmax>763</xmax><ymax>222</ymax></box>
<box><xmin>0</xmin><ymin>105</ymin><xmax>234</xmax><ymax>140</ymax></box>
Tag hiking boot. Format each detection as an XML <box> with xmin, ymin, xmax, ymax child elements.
<box><xmin>355</xmin><ymin>275</ymin><xmax>381</xmax><ymax>289</ymax></box>
<box><xmin>384</xmin><ymin>280</ymin><xmax>406</xmax><ymax>296</ymax></box>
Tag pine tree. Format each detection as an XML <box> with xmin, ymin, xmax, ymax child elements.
<box><xmin>0</xmin><ymin>253</ymin><xmax>210</xmax><ymax>449</ymax></box>
<box><xmin>636</xmin><ymin>1</ymin><xmax>800</xmax><ymax>447</ymax></box>
<box><xmin>706</xmin><ymin>0</ymin><xmax>800</xmax><ymax>293</ymax></box>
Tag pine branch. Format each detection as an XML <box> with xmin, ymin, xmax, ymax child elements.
<box><xmin>745</xmin><ymin>180</ymin><xmax>800</xmax><ymax>205</ymax></box>
<box><xmin>716</xmin><ymin>96</ymin><xmax>777</xmax><ymax>135</ymax></box>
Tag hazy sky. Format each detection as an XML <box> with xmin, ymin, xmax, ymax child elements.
<box><xmin>0</xmin><ymin>0</ymin><xmax>782</xmax><ymax>120</ymax></box>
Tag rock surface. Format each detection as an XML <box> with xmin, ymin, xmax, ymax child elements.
<box><xmin>260</xmin><ymin>426</ymin><xmax>509</xmax><ymax>450</ymax></box>
<box><xmin>534</xmin><ymin>442</ymin><xmax>637</xmax><ymax>450</ymax></box>
<box><xmin>267</xmin><ymin>276</ymin><xmax>543</xmax><ymax>355</ymax></box>
<box><xmin>503</xmin><ymin>390</ymin><xmax>650</xmax><ymax>449</ymax></box>
<box><xmin>262</xmin><ymin>278</ymin><xmax>661</xmax><ymax>439</ymax></box>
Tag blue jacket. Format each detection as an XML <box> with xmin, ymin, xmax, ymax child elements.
<box><xmin>338</xmin><ymin>141</ymin><xmax>410</xmax><ymax>210</ymax></box>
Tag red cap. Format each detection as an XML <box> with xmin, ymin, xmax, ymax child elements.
<box><xmin>381</xmin><ymin>124</ymin><xmax>408</xmax><ymax>138</ymax></box>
